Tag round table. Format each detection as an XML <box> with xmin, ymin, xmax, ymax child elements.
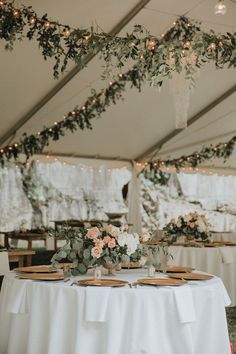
<box><xmin>169</xmin><ymin>245</ymin><xmax>236</xmax><ymax>306</ymax></box>
<box><xmin>0</xmin><ymin>270</ymin><xmax>231</xmax><ymax>354</ymax></box>
<box><xmin>212</xmin><ymin>232</ymin><xmax>236</xmax><ymax>243</ymax></box>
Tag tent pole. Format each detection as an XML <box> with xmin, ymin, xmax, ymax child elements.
<box><xmin>0</xmin><ymin>0</ymin><xmax>151</xmax><ymax>146</ymax></box>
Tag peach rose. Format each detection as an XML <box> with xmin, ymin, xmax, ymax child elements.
<box><xmin>94</xmin><ymin>239</ymin><xmax>104</xmax><ymax>248</ymax></box>
<box><xmin>87</xmin><ymin>227</ymin><xmax>100</xmax><ymax>239</ymax></box>
<box><xmin>108</xmin><ymin>239</ymin><xmax>116</xmax><ymax>249</ymax></box>
<box><xmin>188</xmin><ymin>222</ymin><xmax>195</xmax><ymax>229</ymax></box>
<box><xmin>141</xmin><ymin>233</ymin><xmax>150</xmax><ymax>243</ymax></box>
<box><xmin>91</xmin><ymin>246</ymin><xmax>102</xmax><ymax>258</ymax></box>
<box><xmin>103</xmin><ymin>236</ymin><xmax>111</xmax><ymax>244</ymax></box>
<box><xmin>104</xmin><ymin>225</ymin><xmax>120</xmax><ymax>238</ymax></box>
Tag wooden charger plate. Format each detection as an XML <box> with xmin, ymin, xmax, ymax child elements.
<box><xmin>121</xmin><ymin>262</ymin><xmax>144</xmax><ymax>269</ymax></box>
<box><xmin>78</xmin><ymin>278</ymin><xmax>128</xmax><ymax>287</ymax></box>
<box><xmin>137</xmin><ymin>278</ymin><xmax>187</xmax><ymax>286</ymax></box>
<box><xmin>14</xmin><ymin>265</ymin><xmax>57</xmax><ymax>273</ymax></box>
<box><xmin>17</xmin><ymin>273</ymin><xmax>64</xmax><ymax>281</ymax></box>
<box><xmin>169</xmin><ymin>273</ymin><xmax>213</xmax><ymax>281</ymax></box>
<box><xmin>158</xmin><ymin>266</ymin><xmax>194</xmax><ymax>273</ymax></box>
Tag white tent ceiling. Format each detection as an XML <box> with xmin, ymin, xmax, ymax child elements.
<box><xmin>1</xmin><ymin>0</ymin><xmax>236</xmax><ymax>168</ymax></box>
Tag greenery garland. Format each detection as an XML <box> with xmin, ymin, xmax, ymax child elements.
<box><xmin>0</xmin><ymin>66</ymin><xmax>146</xmax><ymax>165</ymax></box>
<box><xmin>1</xmin><ymin>1</ymin><xmax>236</xmax><ymax>81</ymax></box>
<box><xmin>1</xmin><ymin>2</ymin><xmax>236</xmax><ymax>173</ymax></box>
<box><xmin>142</xmin><ymin>135</ymin><xmax>236</xmax><ymax>181</ymax></box>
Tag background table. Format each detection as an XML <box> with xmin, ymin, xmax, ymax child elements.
<box><xmin>8</xmin><ymin>250</ymin><xmax>35</xmax><ymax>267</ymax></box>
<box><xmin>212</xmin><ymin>232</ymin><xmax>236</xmax><ymax>243</ymax></box>
<box><xmin>169</xmin><ymin>245</ymin><xmax>236</xmax><ymax>306</ymax></box>
<box><xmin>0</xmin><ymin>270</ymin><xmax>231</xmax><ymax>354</ymax></box>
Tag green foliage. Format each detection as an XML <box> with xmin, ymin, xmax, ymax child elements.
<box><xmin>1</xmin><ymin>3</ymin><xmax>236</xmax><ymax>177</ymax></box>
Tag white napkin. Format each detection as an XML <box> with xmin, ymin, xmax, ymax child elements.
<box><xmin>7</xmin><ymin>280</ymin><xmax>29</xmax><ymax>314</ymax></box>
<box><xmin>219</xmin><ymin>247</ymin><xmax>234</xmax><ymax>264</ymax></box>
<box><xmin>83</xmin><ymin>286</ymin><xmax>111</xmax><ymax>322</ymax></box>
<box><xmin>0</xmin><ymin>252</ymin><xmax>9</xmax><ymax>275</ymax></box>
<box><xmin>173</xmin><ymin>286</ymin><xmax>196</xmax><ymax>324</ymax></box>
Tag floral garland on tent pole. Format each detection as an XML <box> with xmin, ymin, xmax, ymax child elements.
<box><xmin>1</xmin><ymin>1</ymin><xmax>236</xmax><ymax>81</ymax></box>
<box><xmin>141</xmin><ymin>136</ymin><xmax>236</xmax><ymax>183</ymax></box>
<box><xmin>1</xmin><ymin>2</ymin><xmax>236</xmax><ymax>173</ymax></box>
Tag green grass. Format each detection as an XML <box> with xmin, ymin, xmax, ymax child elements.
<box><xmin>227</xmin><ymin>307</ymin><xmax>236</xmax><ymax>352</ymax></box>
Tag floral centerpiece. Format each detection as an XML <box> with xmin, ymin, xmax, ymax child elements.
<box><xmin>163</xmin><ymin>212</ymin><xmax>210</xmax><ymax>242</ymax></box>
<box><xmin>49</xmin><ymin>224</ymin><xmax>140</xmax><ymax>275</ymax></box>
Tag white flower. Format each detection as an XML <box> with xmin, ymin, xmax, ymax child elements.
<box><xmin>176</xmin><ymin>220</ymin><xmax>182</xmax><ymax>228</ymax></box>
<box><xmin>117</xmin><ymin>233</ymin><xmax>139</xmax><ymax>256</ymax></box>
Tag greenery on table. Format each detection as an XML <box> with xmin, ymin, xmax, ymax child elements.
<box><xmin>164</xmin><ymin>212</ymin><xmax>210</xmax><ymax>241</ymax></box>
<box><xmin>1</xmin><ymin>2</ymin><xmax>236</xmax><ymax>171</ymax></box>
<box><xmin>49</xmin><ymin>224</ymin><xmax>141</xmax><ymax>275</ymax></box>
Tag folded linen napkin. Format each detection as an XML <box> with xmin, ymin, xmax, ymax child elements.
<box><xmin>6</xmin><ymin>280</ymin><xmax>29</xmax><ymax>314</ymax></box>
<box><xmin>0</xmin><ymin>252</ymin><xmax>9</xmax><ymax>275</ymax></box>
<box><xmin>83</xmin><ymin>286</ymin><xmax>111</xmax><ymax>322</ymax></box>
<box><xmin>173</xmin><ymin>286</ymin><xmax>196</xmax><ymax>324</ymax></box>
<box><xmin>219</xmin><ymin>247</ymin><xmax>234</xmax><ymax>264</ymax></box>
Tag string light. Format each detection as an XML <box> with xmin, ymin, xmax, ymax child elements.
<box><xmin>0</xmin><ymin>1</ymin><xmax>4</xmax><ymax>7</ymax></box>
<box><xmin>147</xmin><ymin>39</ymin><xmax>156</xmax><ymax>50</ymax></box>
<box><xmin>128</xmin><ymin>42</ymin><xmax>135</xmax><ymax>48</ymax></box>
<box><xmin>63</xmin><ymin>29</ymin><xmax>71</xmax><ymax>37</ymax></box>
<box><xmin>29</xmin><ymin>17</ymin><xmax>36</xmax><ymax>25</ymax></box>
<box><xmin>208</xmin><ymin>43</ymin><xmax>216</xmax><ymax>50</ymax></box>
<box><xmin>83</xmin><ymin>35</ymin><xmax>90</xmax><ymax>45</ymax></box>
<box><xmin>44</xmin><ymin>21</ymin><xmax>50</xmax><ymax>29</ymax></box>
<box><xmin>183</xmin><ymin>41</ymin><xmax>191</xmax><ymax>49</ymax></box>
<box><xmin>13</xmin><ymin>9</ymin><xmax>19</xmax><ymax>17</ymax></box>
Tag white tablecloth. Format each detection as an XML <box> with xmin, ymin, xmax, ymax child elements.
<box><xmin>0</xmin><ymin>252</ymin><xmax>9</xmax><ymax>276</ymax></box>
<box><xmin>169</xmin><ymin>246</ymin><xmax>236</xmax><ymax>306</ymax></box>
<box><xmin>0</xmin><ymin>270</ymin><xmax>231</xmax><ymax>354</ymax></box>
<box><xmin>212</xmin><ymin>232</ymin><xmax>236</xmax><ymax>242</ymax></box>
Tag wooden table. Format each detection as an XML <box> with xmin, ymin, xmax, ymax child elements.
<box><xmin>8</xmin><ymin>250</ymin><xmax>36</xmax><ymax>267</ymax></box>
<box><xmin>4</xmin><ymin>232</ymin><xmax>47</xmax><ymax>249</ymax></box>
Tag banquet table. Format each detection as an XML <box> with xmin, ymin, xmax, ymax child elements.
<box><xmin>168</xmin><ymin>245</ymin><xmax>236</xmax><ymax>306</ymax></box>
<box><xmin>0</xmin><ymin>269</ymin><xmax>231</xmax><ymax>354</ymax></box>
<box><xmin>212</xmin><ymin>232</ymin><xmax>236</xmax><ymax>243</ymax></box>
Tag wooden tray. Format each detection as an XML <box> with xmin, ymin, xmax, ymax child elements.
<box><xmin>17</xmin><ymin>273</ymin><xmax>64</xmax><ymax>281</ymax></box>
<box><xmin>121</xmin><ymin>262</ymin><xmax>144</xmax><ymax>269</ymax></box>
<box><xmin>137</xmin><ymin>278</ymin><xmax>187</xmax><ymax>286</ymax></box>
<box><xmin>204</xmin><ymin>243</ymin><xmax>220</xmax><ymax>247</ymax></box>
<box><xmin>158</xmin><ymin>266</ymin><xmax>194</xmax><ymax>273</ymax></box>
<box><xmin>77</xmin><ymin>278</ymin><xmax>128</xmax><ymax>287</ymax></box>
<box><xmin>14</xmin><ymin>265</ymin><xmax>57</xmax><ymax>273</ymax></box>
<box><xmin>169</xmin><ymin>273</ymin><xmax>213</xmax><ymax>281</ymax></box>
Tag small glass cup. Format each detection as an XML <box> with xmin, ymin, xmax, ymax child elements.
<box><xmin>93</xmin><ymin>267</ymin><xmax>102</xmax><ymax>279</ymax></box>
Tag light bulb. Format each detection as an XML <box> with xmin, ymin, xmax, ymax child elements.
<box><xmin>214</xmin><ymin>0</ymin><xmax>227</xmax><ymax>15</ymax></box>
